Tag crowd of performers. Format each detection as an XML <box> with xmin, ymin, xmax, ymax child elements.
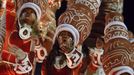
<box><xmin>0</xmin><ymin>0</ymin><xmax>134</xmax><ymax>75</ymax></box>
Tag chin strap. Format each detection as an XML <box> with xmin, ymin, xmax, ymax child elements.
<box><xmin>19</xmin><ymin>24</ymin><xmax>32</xmax><ymax>40</ymax></box>
<box><xmin>65</xmin><ymin>47</ymin><xmax>83</xmax><ymax>69</ymax></box>
<box><xmin>14</xmin><ymin>54</ymin><xmax>32</xmax><ymax>74</ymax></box>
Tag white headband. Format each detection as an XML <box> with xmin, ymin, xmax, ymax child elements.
<box><xmin>53</xmin><ymin>24</ymin><xmax>80</xmax><ymax>46</ymax></box>
<box><xmin>104</xmin><ymin>21</ymin><xmax>128</xmax><ymax>34</ymax></box>
<box><xmin>109</xmin><ymin>66</ymin><xmax>134</xmax><ymax>75</ymax></box>
<box><xmin>17</xmin><ymin>2</ymin><xmax>41</xmax><ymax>28</ymax></box>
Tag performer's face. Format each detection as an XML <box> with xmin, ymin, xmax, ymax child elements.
<box><xmin>57</xmin><ymin>31</ymin><xmax>74</xmax><ymax>53</ymax></box>
<box><xmin>0</xmin><ymin>0</ymin><xmax>6</xmax><ymax>16</ymax></box>
<box><xmin>20</xmin><ymin>8</ymin><xmax>37</xmax><ymax>25</ymax></box>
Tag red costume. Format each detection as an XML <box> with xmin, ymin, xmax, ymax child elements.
<box><xmin>0</xmin><ymin>0</ymin><xmax>17</xmax><ymax>75</ymax></box>
<box><xmin>0</xmin><ymin>1</ymin><xmax>38</xmax><ymax>75</ymax></box>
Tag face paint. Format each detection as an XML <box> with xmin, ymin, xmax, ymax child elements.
<box><xmin>18</xmin><ymin>8</ymin><xmax>39</xmax><ymax>39</ymax></box>
<box><xmin>57</xmin><ymin>31</ymin><xmax>74</xmax><ymax>53</ymax></box>
<box><xmin>19</xmin><ymin>8</ymin><xmax>37</xmax><ymax>26</ymax></box>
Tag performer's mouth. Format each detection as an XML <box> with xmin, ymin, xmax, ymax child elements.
<box><xmin>60</xmin><ymin>44</ymin><xmax>71</xmax><ymax>53</ymax></box>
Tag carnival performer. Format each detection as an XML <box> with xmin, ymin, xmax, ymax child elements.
<box><xmin>46</xmin><ymin>0</ymin><xmax>101</xmax><ymax>75</ymax></box>
<box><xmin>0</xmin><ymin>1</ymin><xmax>47</xmax><ymax>74</ymax></box>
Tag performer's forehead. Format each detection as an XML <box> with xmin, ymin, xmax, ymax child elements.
<box><xmin>20</xmin><ymin>8</ymin><xmax>36</xmax><ymax>15</ymax></box>
<box><xmin>22</xmin><ymin>8</ymin><xmax>35</xmax><ymax>11</ymax></box>
<box><xmin>58</xmin><ymin>31</ymin><xmax>74</xmax><ymax>38</ymax></box>
<box><xmin>59</xmin><ymin>31</ymin><xmax>72</xmax><ymax>35</ymax></box>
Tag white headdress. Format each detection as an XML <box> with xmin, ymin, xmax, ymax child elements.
<box><xmin>53</xmin><ymin>24</ymin><xmax>80</xmax><ymax>47</ymax></box>
<box><xmin>17</xmin><ymin>2</ymin><xmax>41</xmax><ymax>28</ymax></box>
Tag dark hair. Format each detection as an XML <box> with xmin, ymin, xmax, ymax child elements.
<box><xmin>79</xmin><ymin>44</ymin><xmax>91</xmax><ymax>74</ymax></box>
<box><xmin>46</xmin><ymin>39</ymin><xmax>61</xmax><ymax>66</ymax></box>
<box><xmin>0</xmin><ymin>0</ymin><xmax>2</xmax><ymax>8</ymax></box>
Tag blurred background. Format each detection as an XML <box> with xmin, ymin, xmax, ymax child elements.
<box><xmin>123</xmin><ymin>0</ymin><xmax>134</xmax><ymax>33</ymax></box>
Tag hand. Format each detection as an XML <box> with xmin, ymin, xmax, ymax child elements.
<box><xmin>8</xmin><ymin>45</ymin><xmax>26</xmax><ymax>60</ymax></box>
